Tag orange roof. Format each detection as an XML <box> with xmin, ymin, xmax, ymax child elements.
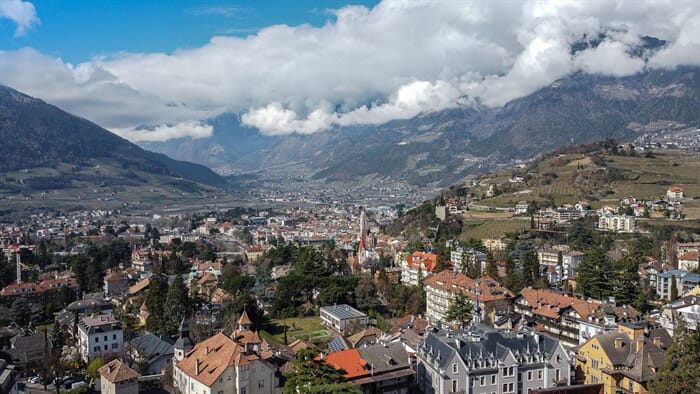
<box><xmin>405</xmin><ymin>251</ymin><xmax>438</xmax><ymax>272</ymax></box>
<box><xmin>679</xmin><ymin>251</ymin><xmax>699</xmax><ymax>261</ymax></box>
<box><xmin>669</xmin><ymin>186</ymin><xmax>684</xmax><ymax>192</ymax></box>
<box><xmin>98</xmin><ymin>359</ymin><xmax>140</xmax><ymax>383</ymax></box>
<box><xmin>424</xmin><ymin>271</ymin><xmax>513</xmax><ymax>302</ymax></box>
<box><xmin>176</xmin><ymin>333</ymin><xmax>251</xmax><ymax>387</ymax></box>
<box><xmin>322</xmin><ymin>349</ymin><xmax>369</xmax><ymax>379</ymax></box>
<box><xmin>519</xmin><ymin>288</ymin><xmax>602</xmax><ymax>320</ymax></box>
<box><xmin>238</xmin><ymin>311</ymin><xmax>252</xmax><ymax>325</ymax></box>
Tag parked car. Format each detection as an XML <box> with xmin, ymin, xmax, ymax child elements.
<box><xmin>71</xmin><ymin>381</ymin><xmax>87</xmax><ymax>390</ymax></box>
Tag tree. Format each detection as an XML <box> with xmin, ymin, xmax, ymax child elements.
<box><xmin>284</xmin><ymin>348</ymin><xmax>362</xmax><ymax>394</ymax></box>
<box><xmin>86</xmin><ymin>357</ymin><xmax>104</xmax><ymax>380</ymax></box>
<box><xmin>50</xmin><ymin>320</ymin><xmax>64</xmax><ymax>353</ymax></box>
<box><xmin>164</xmin><ymin>274</ymin><xmax>191</xmax><ymax>336</ymax></box>
<box><xmin>445</xmin><ymin>294</ymin><xmax>473</xmax><ymax>329</ymax></box>
<box><xmin>11</xmin><ymin>297</ymin><xmax>30</xmax><ymax>326</ymax></box>
<box><xmin>649</xmin><ymin>319</ymin><xmax>700</xmax><ymax>393</ymax></box>
<box><xmin>670</xmin><ymin>274</ymin><xmax>679</xmax><ymax>301</ymax></box>
<box><xmin>575</xmin><ymin>248</ymin><xmax>614</xmax><ymax>299</ymax></box>
<box><xmin>145</xmin><ymin>273</ymin><xmax>168</xmax><ymax>334</ymax></box>
<box><xmin>485</xmin><ymin>251</ymin><xmax>498</xmax><ymax>279</ymax></box>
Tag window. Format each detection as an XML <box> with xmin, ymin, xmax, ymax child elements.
<box><xmin>556</xmin><ymin>354</ymin><xmax>562</xmax><ymax>363</ymax></box>
<box><xmin>538</xmin><ymin>370</ymin><xmax>543</xmax><ymax>380</ymax></box>
<box><xmin>112</xmin><ymin>343</ymin><xmax>118</xmax><ymax>349</ymax></box>
<box><xmin>452</xmin><ymin>363</ymin><xmax>458</xmax><ymax>374</ymax></box>
<box><xmin>104</xmin><ymin>335</ymin><xmax>108</xmax><ymax>341</ymax></box>
<box><xmin>452</xmin><ymin>380</ymin><xmax>458</xmax><ymax>392</ymax></box>
<box><xmin>104</xmin><ymin>345</ymin><xmax>108</xmax><ymax>350</ymax></box>
<box><xmin>95</xmin><ymin>337</ymin><xmax>99</xmax><ymax>343</ymax></box>
<box><xmin>527</xmin><ymin>371</ymin><xmax>533</xmax><ymax>381</ymax></box>
<box><xmin>258</xmin><ymin>380</ymin><xmax>265</xmax><ymax>389</ymax></box>
<box><xmin>241</xmin><ymin>388</ymin><xmax>246</xmax><ymax>394</ymax></box>
<box><xmin>555</xmin><ymin>369</ymin><xmax>561</xmax><ymax>382</ymax></box>
<box><xmin>217</xmin><ymin>391</ymin><xmax>223</xmax><ymax>394</ymax></box>
<box><xmin>113</xmin><ymin>334</ymin><xmax>117</xmax><ymax>340</ymax></box>
<box><xmin>491</xmin><ymin>375</ymin><xmax>496</xmax><ymax>384</ymax></box>
<box><xmin>509</xmin><ymin>383</ymin><xmax>514</xmax><ymax>392</ymax></box>
<box><xmin>503</xmin><ymin>384</ymin><xmax>508</xmax><ymax>392</ymax></box>
<box><xmin>480</xmin><ymin>376</ymin><xmax>485</xmax><ymax>386</ymax></box>
<box><xmin>93</xmin><ymin>346</ymin><xmax>100</xmax><ymax>352</ymax></box>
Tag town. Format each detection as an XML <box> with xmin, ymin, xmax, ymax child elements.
<box><xmin>0</xmin><ymin>175</ymin><xmax>698</xmax><ymax>394</ymax></box>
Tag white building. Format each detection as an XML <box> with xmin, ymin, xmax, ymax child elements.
<box><xmin>77</xmin><ymin>314</ymin><xmax>123</xmax><ymax>362</ymax></box>
<box><xmin>98</xmin><ymin>359</ymin><xmax>139</xmax><ymax>394</ymax></box>
<box><xmin>400</xmin><ymin>251</ymin><xmax>438</xmax><ymax>286</ymax></box>
<box><xmin>450</xmin><ymin>248</ymin><xmax>486</xmax><ymax>274</ymax></box>
<box><xmin>598</xmin><ymin>214</ymin><xmax>636</xmax><ymax>232</ymax></box>
<box><xmin>320</xmin><ymin>304</ymin><xmax>368</xmax><ymax>335</ymax></box>
<box><xmin>173</xmin><ymin>332</ymin><xmax>276</xmax><ymax>394</ymax></box>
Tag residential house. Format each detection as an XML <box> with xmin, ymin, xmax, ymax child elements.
<box><xmin>658</xmin><ymin>295</ymin><xmax>700</xmax><ymax>335</ymax></box>
<box><xmin>597</xmin><ymin>214</ymin><xmax>636</xmax><ymax>233</ymax></box>
<box><xmin>656</xmin><ymin>269</ymin><xmax>700</xmax><ymax>300</ymax></box>
<box><xmin>424</xmin><ymin>271</ymin><xmax>513</xmax><ymax>326</ymax></box>
<box><xmin>416</xmin><ymin>326</ymin><xmax>570</xmax><ymax>394</ymax></box>
<box><xmin>515</xmin><ymin>202</ymin><xmax>529</xmax><ymax>215</ymax></box>
<box><xmin>537</xmin><ymin>248</ymin><xmax>585</xmax><ymax>282</ymax></box>
<box><xmin>678</xmin><ymin>251</ymin><xmax>699</xmax><ymax>271</ymax></box>
<box><xmin>0</xmin><ymin>277</ymin><xmax>78</xmax><ymax>306</ymax></box>
<box><xmin>401</xmin><ymin>251</ymin><xmax>438</xmax><ymax>286</ymax></box>
<box><xmin>574</xmin><ymin>324</ymin><xmax>670</xmax><ymax>394</ymax></box>
<box><xmin>320</xmin><ymin>304</ymin><xmax>369</xmax><ymax>335</ymax></box>
<box><xmin>0</xmin><ymin>359</ymin><xmax>18</xmax><ymax>394</ymax></box>
<box><xmin>482</xmin><ymin>238</ymin><xmax>508</xmax><ymax>252</ymax></box>
<box><xmin>450</xmin><ymin>248</ymin><xmax>486</xmax><ymax>274</ymax></box>
<box><xmin>666</xmin><ymin>186</ymin><xmax>683</xmax><ymax>200</ymax></box>
<box><xmin>77</xmin><ymin>314</ymin><xmax>123</xmax><ymax>362</ymax></box>
<box><xmin>103</xmin><ymin>272</ymin><xmax>128</xmax><ymax>297</ymax></box>
<box><xmin>98</xmin><ymin>359</ymin><xmax>140</xmax><ymax>394</ymax></box>
<box><xmin>128</xmin><ymin>333</ymin><xmax>174</xmax><ymax>375</ymax></box>
<box><xmin>515</xmin><ymin>288</ymin><xmax>614</xmax><ymax>348</ymax></box>
<box><xmin>577</xmin><ymin>304</ymin><xmax>641</xmax><ymax>344</ymax></box>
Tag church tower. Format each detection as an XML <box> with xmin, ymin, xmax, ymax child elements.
<box><xmin>174</xmin><ymin>318</ymin><xmax>193</xmax><ymax>362</ymax></box>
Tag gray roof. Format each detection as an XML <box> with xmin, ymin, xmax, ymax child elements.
<box><xmin>320</xmin><ymin>304</ymin><xmax>367</xmax><ymax>320</ymax></box>
<box><xmin>327</xmin><ymin>336</ymin><xmax>350</xmax><ymax>353</ymax></box>
<box><xmin>131</xmin><ymin>333</ymin><xmax>174</xmax><ymax>364</ymax></box>
<box><xmin>357</xmin><ymin>342</ymin><xmax>410</xmax><ymax>375</ymax></box>
<box><xmin>420</xmin><ymin>326</ymin><xmax>562</xmax><ymax>371</ymax></box>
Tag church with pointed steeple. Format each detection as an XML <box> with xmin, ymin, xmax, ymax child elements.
<box><xmin>174</xmin><ymin>317</ymin><xmax>193</xmax><ymax>362</ymax></box>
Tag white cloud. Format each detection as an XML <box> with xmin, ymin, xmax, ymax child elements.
<box><xmin>0</xmin><ymin>0</ymin><xmax>39</xmax><ymax>36</ymax></box>
<box><xmin>111</xmin><ymin>121</ymin><xmax>214</xmax><ymax>142</ymax></box>
<box><xmin>0</xmin><ymin>0</ymin><xmax>699</xmax><ymax>139</ymax></box>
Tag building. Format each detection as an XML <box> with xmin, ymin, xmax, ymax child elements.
<box><xmin>515</xmin><ymin>201</ymin><xmax>529</xmax><ymax>215</ymax></box>
<box><xmin>0</xmin><ymin>277</ymin><xmax>78</xmax><ymax>306</ymax></box>
<box><xmin>435</xmin><ymin>205</ymin><xmax>448</xmax><ymax>221</ymax></box>
<box><xmin>482</xmin><ymin>238</ymin><xmax>508</xmax><ymax>252</ymax></box>
<box><xmin>656</xmin><ymin>270</ymin><xmax>700</xmax><ymax>300</ymax></box>
<box><xmin>103</xmin><ymin>272</ymin><xmax>128</xmax><ymax>297</ymax></box>
<box><xmin>172</xmin><ymin>331</ymin><xmax>276</xmax><ymax>394</ymax></box>
<box><xmin>424</xmin><ymin>271</ymin><xmax>513</xmax><ymax>325</ymax></box>
<box><xmin>0</xmin><ymin>359</ymin><xmax>18</xmax><ymax>394</ymax></box>
<box><xmin>450</xmin><ymin>248</ymin><xmax>486</xmax><ymax>275</ymax></box>
<box><xmin>98</xmin><ymin>359</ymin><xmax>140</xmax><ymax>394</ymax></box>
<box><xmin>658</xmin><ymin>295</ymin><xmax>700</xmax><ymax>335</ymax></box>
<box><xmin>416</xmin><ymin>326</ymin><xmax>570</xmax><ymax>394</ymax></box>
<box><xmin>320</xmin><ymin>304</ymin><xmax>368</xmax><ymax>335</ymax></box>
<box><xmin>574</xmin><ymin>325</ymin><xmax>670</xmax><ymax>394</ymax></box>
<box><xmin>77</xmin><ymin>314</ymin><xmax>123</xmax><ymax>362</ymax></box>
<box><xmin>515</xmin><ymin>289</ymin><xmax>614</xmax><ymax>348</ymax></box>
<box><xmin>577</xmin><ymin>305</ymin><xmax>641</xmax><ymax>344</ymax></box>
<box><xmin>323</xmin><ymin>342</ymin><xmax>414</xmax><ymax>393</ymax></box>
<box><xmin>128</xmin><ymin>333</ymin><xmax>174</xmax><ymax>375</ymax></box>
<box><xmin>666</xmin><ymin>186</ymin><xmax>684</xmax><ymax>200</ymax></box>
<box><xmin>537</xmin><ymin>248</ymin><xmax>585</xmax><ymax>281</ymax></box>
<box><xmin>401</xmin><ymin>251</ymin><xmax>438</xmax><ymax>286</ymax></box>
<box><xmin>678</xmin><ymin>251</ymin><xmax>699</xmax><ymax>271</ymax></box>
<box><xmin>597</xmin><ymin>214</ymin><xmax>636</xmax><ymax>233</ymax></box>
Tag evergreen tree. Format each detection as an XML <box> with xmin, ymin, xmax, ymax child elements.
<box><xmin>50</xmin><ymin>320</ymin><xmax>64</xmax><ymax>353</ymax></box>
<box><xmin>575</xmin><ymin>248</ymin><xmax>614</xmax><ymax>299</ymax></box>
<box><xmin>284</xmin><ymin>348</ymin><xmax>363</xmax><ymax>394</ymax></box>
<box><xmin>11</xmin><ymin>297</ymin><xmax>30</xmax><ymax>326</ymax></box>
<box><xmin>670</xmin><ymin>274</ymin><xmax>679</xmax><ymax>301</ymax></box>
<box><xmin>445</xmin><ymin>294</ymin><xmax>473</xmax><ymax>329</ymax></box>
<box><xmin>485</xmin><ymin>251</ymin><xmax>498</xmax><ymax>279</ymax></box>
<box><xmin>164</xmin><ymin>274</ymin><xmax>191</xmax><ymax>336</ymax></box>
<box><xmin>649</xmin><ymin>319</ymin><xmax>700</xmax><ymax>393</ymax></box>
<box><xmin>145</xmin><ymin>273</ymin><xmax>168</xmax><ymax>334</ymax></box>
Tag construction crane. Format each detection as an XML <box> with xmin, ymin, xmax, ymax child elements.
<box><xmin>4</xmin><ymin>243</ymin><xmax>35</xmax><ymax>285</ymax></box>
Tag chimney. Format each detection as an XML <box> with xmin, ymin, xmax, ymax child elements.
<box><xmin>653</xmin><ymin>337</ymin><xmax>661</xmax><ymax>346</ymax></box>
<box><xmin>205</xmin><ymin>346</ymin><xmax>209</xmax><ymax>355</ymax></box>
<box><xmin>195</xmin><ymin>359</ymin><xmax>200</xmax><ymax>375</ymax></box>
<box><xmin>614</xmin><ymin>338</ymin><xmax>623</xmax><ymax>350</ymax></box>
<box><xmin>636</xmin><ymin>339</ymin><xmax>644</xmax><ymax>353</ymax></box>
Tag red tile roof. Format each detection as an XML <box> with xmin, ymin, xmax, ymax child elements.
<box><xmin>424</xmin><ymin>271</ymin><xmax>513</xmax><ymax>302</ymax></box>
<box><xmin>322</xmin><ymin>349</ymin><xmax>369</xmax><ymax>379</ymax></box>
<box><xmin>405</xmin><ymin>252</ymin><xmax>438</xmax><ymax>273</ymax></box>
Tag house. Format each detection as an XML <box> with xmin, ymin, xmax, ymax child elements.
<box><xmin>0</xmin><ymin>359</ymin><xmax>18</xmax><ymax>394</ymax></box>
<box><xmin>346</xmin><ymin>327</ymin><xmax>383</xmax><ymax>348</ymax></box>
<box><xmin>666</xmin><ymin>186</ymin><xmax>684</xmax><ymax>200</ymax></box>
<box><xmin>98</xmin><ymin>359</ymin><xmax>140</xmax><ymax>394</ymax></box>
<box><xmin>0</xmin><ymin>277</ymin><xmax>78</xmax><ymax>306</ymax></box>
<box><xmin>77</xmin><ymin>314</ymin><xmax>123</xmax><ymax>362</ymax></box>
<box><xmin>320</xmin><ymin>304</ymin><xmax>368</xmax><ymax>335</ymax></box>
<box><xmin>400</xmin><ymin>251</ymin><xmax>438</xmax><ymax>286</ymax></box>
<box><xmin>482</xmin><ymin>238</ymin><xmax>508</xmax><ymax>252</ymax></box>
<box><xmin>537</xmin><ymin>248</ymin><xmax>585</xmax><ymax>282</ymax></box>
<box><xmin>323</xmin><ymin>342</ymin><xmax>414</xmax><ymax>393</ymax></box>
<box><xmin>656</xmin><ymin>270</ymin><xmax>700</xmax><ymax>300</ymax></box>
<box><xmin>103</xmin><ymin>272</ymin><xmax>128</xmax><ymax>297</ymax></box>
<box><xmin>515</xmin><ymin>201</ymin><xmax>529</xmax><ymax>215</ymax></box>
<box><xmin>128</xmin><ymin>333</ymin><xmax>174</xmax><ymax>375</ymax></box>
<box><xmin>513</xmin><ymin>287</ymin><xmax>603</xmax><ymax>347</ymax></box>
<box><xmin>574</xmin><ymin>324</ymin><xmax>670</xmax><ymax>394</ymax></box>
<box><xmin>6</xmin><ymin>332</ymin><xmax>46</xmax><ymax>368</ymax></box>
<box><xmin>424</xmin><ymin>271</ymin><xmax>513</xmax><ymax>325</ymax></box>
<box><xmin>597</xmin><ymin>214</ymin><xmax>636</xmax><ymax>232</ymax></box>
<box><xmin>677</xmin><ymin>242</ymin><xmax>700</xmax><ymax>255</ymax></box>
<box><xmin>658</xmin><ymin>295</ymin><xmax>700</xmax><ymax>335</ymax></box>
<box><xmin>131</xmin><ymin>249</ymin><xmax>153</xmax><ymax>272</ymax></box>
<box><xmin>416</xmin><ymin>327</ymin><xmax>570</xmax><ymax>394</ymax></box>
<box><xmin>577</xmin><ymin>304</ymin><xmax>641</xmax><ymax>344</ymax></box>
<box><xmin>678</xmin><ymin>251</ymin><xmax>699</xmax><ymax>271</ymax></box>
<box><xmin>450</xmin><ymin>247</ymin><xmax>486</xmax><ymax>274</ymax></box>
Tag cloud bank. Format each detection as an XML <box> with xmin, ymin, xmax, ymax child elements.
<box><xmin>0</xmin><ymin>0</ymin><xmax>699</xmax><ymax>140</ymax></box>
<box><xmin>0</xmin><ymin>0</ymin><xmax>39</xmax><ymax>36</ymax></box>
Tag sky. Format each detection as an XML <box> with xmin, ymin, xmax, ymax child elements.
<box><xmin>1</xmin><ymin>0</ymin><xmax>699</xmax><ymax>142</ymax></box>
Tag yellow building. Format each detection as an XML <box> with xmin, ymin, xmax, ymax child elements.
<box><xmin>574</xmin><ymin>323</ymin><xmax>670</xmax><ymax>394</ymax></box>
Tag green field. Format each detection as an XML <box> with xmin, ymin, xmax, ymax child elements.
<box><xmin>260</xmin><ymin>316</ymin><xmax>326</xmax><ymax>344</ymax></box>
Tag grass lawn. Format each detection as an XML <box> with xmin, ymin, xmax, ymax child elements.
<box><xmin>461</xmin><ymin>219</ymin><xmax>529</xmax><ymax>239</ymax></box>
<box><xmin>261</xmin><ymin>316</ymin><xmax>326</xmax><ymax>344</ymax></box>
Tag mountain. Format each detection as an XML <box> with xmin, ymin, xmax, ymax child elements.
<box><xmin>0</xmin><ymin>85</ymin><xmax>224</xmax><ymax>188</ymax></box>
<box><xmin>141</xmin><ymin>66</ymin><xmax>700</xmax><ymax>187</ymax></box>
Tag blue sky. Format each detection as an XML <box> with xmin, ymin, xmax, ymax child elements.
<box><xmin>0</xmin><ymin>0</ymin><xmax>379</xmax><ymax>63</ymax></box>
